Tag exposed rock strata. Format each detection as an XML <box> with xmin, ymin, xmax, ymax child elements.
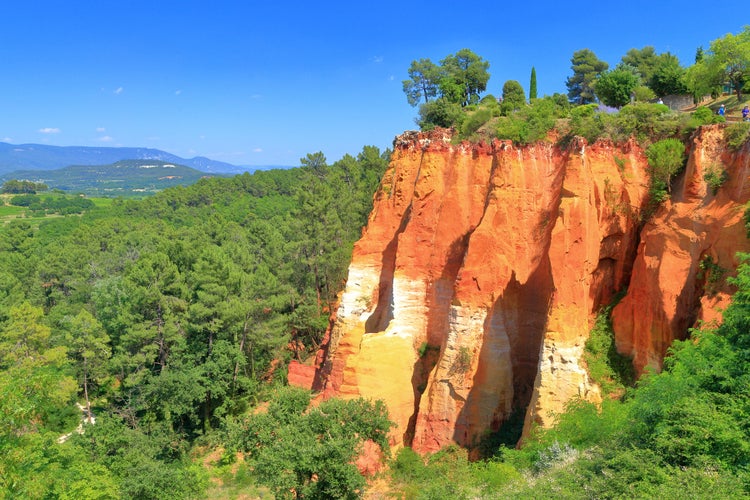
<box><xmin>310</xmin><ymin>126</ymin><xmax>750</xmax><ymax>452</ymax></box>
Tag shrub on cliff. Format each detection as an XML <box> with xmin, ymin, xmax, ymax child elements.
<box><xmin>460</xmin><ymin>108</ymin><xmax>493</xmax><ymax>139</ymax></box>
<box><xmin>495</xmin><ymin>96</ymin><xmax>559</xmax><ymax>144</ymax></box>
<box><xmin>725</xmin><ymin>122</ymin><xmax>750</xmax><ymax>150</ymax></box>
<box><xmin>646</xmin><ymin>137</ymin><xmax>686</xmax><ymax>202</ymax></box>
<box><xmin>417</xmin><ymin>98</ymin><xmax>465</xmax><ymax>130</ymax></box>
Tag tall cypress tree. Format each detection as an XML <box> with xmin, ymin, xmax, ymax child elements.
<box><xmin>529</xmin><ymin>66</ymin><xmax>538</xmax><ymax>100</ymax></box>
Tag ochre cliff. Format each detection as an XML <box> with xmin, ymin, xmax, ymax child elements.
<box><xmin>306</xmin><ymin>125</ymin><xmax>750</xmax><ymax>453</ymax></box>
<box><xmin>612</xmin><ymin>125</ymin><xmax>750</xmax><ymax>373</ymax></box>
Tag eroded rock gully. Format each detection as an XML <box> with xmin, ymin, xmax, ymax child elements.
<box><xmin>291</xmin><ymin>125</ymin><xmax>750</xmax><ymax>453</ymax></box>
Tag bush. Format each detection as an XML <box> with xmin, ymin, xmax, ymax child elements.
<box><xmin>646</xmin><ymin>138</ymin><xmax>686</xmax><ymax>200</ymax></box>
<box><xmin>460</xmin><ymin>108</ymin><xmax>493</xmax><ymax>138</ymax></box>
<box><xmin>724</xmin><ymin>122</ymin><xmax>750</xmax><ymax>150</ymax></box>
<box><xmin>633</xmin><ymin>85</ymin><xmax>656</xmax><ymax>102</ymax></box>
<box><xmin>563</xmin><ymin>103</ymin><xmax>607</xmax><ymax>144</ymax></box>
<box><xmin>496</xmin><ymin>97</ymin><xmax>558</xmax><ymax>145</ymax></box>
<box><xmin>501</xmin><ymin>80</ymin><xmax>526</xmax><ymax>115</ymax></box>
<box><xmin>584</xmin><ymin>300</ymin><xmax>635</xmax><ymax>395</ymax></box>
<box><xmin>418</xmin><ymin>98</ymin><xmax>465</xmax><ymax>130</ymax></box>
<box><xmin>703</xmin><ymin>163</ymin><xmax>728</xmax><ymax>195</ymax></box>
<box><xmin>9</xmin><ymin>194</ymin><xmax>38</xmax><ymax>207</ymax></box>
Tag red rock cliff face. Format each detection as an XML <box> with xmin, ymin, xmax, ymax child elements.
<box><xmin>314</xmin><ymin>126</ymin><xmax>750</xmax><ymax>452</ymax></box>
<box><xmin>612</xmin><ymin>125</ymin><xmax>750</xmax><ymax>373</ymax></box>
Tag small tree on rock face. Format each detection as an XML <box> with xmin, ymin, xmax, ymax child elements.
<box><xmin>646</xmin><ymin>138</ymin><xmax>686</xmax><ymax>200</ymax></box>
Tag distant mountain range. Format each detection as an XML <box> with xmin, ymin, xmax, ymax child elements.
<box><xmin>0</xmin><ymin>160</ymin><xmax>223</xmax><ymax>196</ymax></box>
<box><xmin>0</xmin><ymin>142</ymin><xmax>268</xmax><ymax>175</ymax></box>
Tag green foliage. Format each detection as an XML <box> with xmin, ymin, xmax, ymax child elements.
<box><xmin>232</xmin><ymin>389</ymin><xmax>392</xmax><ymax>499</ymax></box>
<box><xmin>584</xmin><ymin>300</ymin><xmax>635</xmax><ymax>394</ymax></box>
<box><xmin>595</xmin><ymin>64</ymin><xmax>641</xmax><ymax>107</ymax></box>
<box><xmin>0</xmin><ymin>144</ymin><xmax>390</xmax><ymax>497</ymax></box>
<box><xmin>417</xmin><ymin>98</ymin><xmax>465</xmax><ymax>129</ymax></box>
<box><xmin>621</xmin><ymin>46</ymin><xmax>660</xmax><ymax>83</ymax></box>
<box><xmin>500</xmin><ymin>80</ymin><xmax>526</xmax><ymax>114</ymax></box>
<box><xmin>402</xmin><ymin>58</ymin><xmax>441</xmax><ymax>106</ymax></box>
<box><xmin>632</xmin><ymin>84</ymin><xmax>656</xmax><ymax>102</ymax></box>
<box><xmin>453</xmin><ymin>346</ymin><xmax>472</xmax><ymax>374</ymax></box>
<box><xmin>692</xmin><ymin>105</ymin><xmax>724</xmax><ymax>125</ymax></box>
<box><xmin>495</xmin><ymin>96</ymin><xmax>559</xmax><ymax>145</ymax></box>
<box><xmin>566</xmin><ymin>48</ymin><xmax>609</xmax><ymax>104</ymax></box>
<box><xmin>406</xmin><ymin>49</ymin><xmax>491</xmax><ymax>128</ymax></box>
<box><xmin>529</xmin><ymin>66</ymin><xmax>537</xmax><ymax>100</ymax></box>
<box><xmin>703</xmin><ymin>163</ymin><xmax>729</xmax><ymax>195</ymax></box>
<box><xmin>562</xmin><ymin>103</ymin><xmax>606</xmax><ymax>143</ymax></box>
<box><xmin>650</xmin><ymin>53</ymin><xmax>688</xmax><ymax>96</ymax></box>
<box><xmin>440</xmin><ymin>49</ymin><xmax>491</xmax><ymax>107</ymax></box>
<box><xmin>1</xmin><ymin>179</ymin><xmax>48</xmax><ymax>194</ymax></box>
<box><xmin>9</xmin><ymin>193</ymin><xmax>95</xmax><ymax>214</ymax></box>
<box><xmin>687</xmin><ymin>27</ymin><xmax>750</xmax><ymax>101</ymax></box>
<box><xmin>646</xmin><ymin>138</ymin><xmax>686</xmax><ymax>202</ymax></box>
<box><xmin>459</xmin><ymin>108</ymin><xmax>492</xmax><ymax>138</ymax></box>
<box><xmin>725</xmin><ymin>122</ymin><xmax>750</xmax><ymax>150</ymax></box>
<box><xmin>418</xmin><ymin>342</ymin><xmax>439</xmax><ymax>358</ymax></box>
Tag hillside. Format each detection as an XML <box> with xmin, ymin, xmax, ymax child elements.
<box><xmin>0</xmin><ymin>142</ymin><xmax>246</xmax><ymax>175</ymax></box>
<box><xmin>0</xmin><ymin>160</ymin><xmax>222</xmax><ymax>196</ymax></box>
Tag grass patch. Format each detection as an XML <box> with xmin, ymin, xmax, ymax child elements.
<box><xmin>584</xmin><ymin>297</ymin><xmax>635</xmax><ymax>395</ymax></box>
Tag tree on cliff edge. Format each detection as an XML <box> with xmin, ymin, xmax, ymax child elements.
<box><xmin>529</xmin><ymin>66</ymin><xmax>538</xmax><ymax>100</ymax></box>
<box><xmin>402</xmin><ymin>59</ymin><xmax>442</xmax><ymax>106</ymax></box>
<box><xmin>567</xmin><ymin>49</ymin><xmax>609</xmax><ymax>104</ymax></box>
<box><xmin>440</xmin><ymin>49</ymin><xmax>490</xmax><ymax>107</ymax></box>
<box><xmin>403</xmin><ymin>49</ymin><xmax>490</xmax><ymax>108</ymax></box>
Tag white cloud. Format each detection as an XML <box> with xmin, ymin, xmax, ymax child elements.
<box><xmin>373</xmin><ymin>56</ymin><xmax>384</xmax><ymax>63</ymax></box>
<box><xmin>175</xmin><ymin>89</ymin><xmax>182</xmax><ymax>95</ymax></box>
<box><xmin>253</xmin><ymin>148</ymin><xmax>263</xmax><ymax>153</ymax></box>
<box><xmin>96</xmin><ymin>127</ymin><xmax>106</xmax><ymax>132</ymax></box>
<box><xmin>98</xmin><ymin>135</ymin><xmax>114</xmax><ymax>142</ymax></box>
<box><xmin>114</xmin><ymin>87</ymin><xmax>123</xmax><ymax>95</ymax></box>
<box><xmin>2</xmin><ymin>137</ymin><xmax>12</xmax><ymax>142</ymax></box>
<box><xmin>39</xmin><ymin>127</ymin><xmax>60</xmax><ymax>134</ymax></box>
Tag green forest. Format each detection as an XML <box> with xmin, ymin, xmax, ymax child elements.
<box><xmin>3</xmin><ymin>25</ymin><xmax>750</xmax><ymax>500</ymax></box>
<box><xmin>0</xmin><ymin>147</ymin><xmax>393</xmax><ymax>498</ymax></box>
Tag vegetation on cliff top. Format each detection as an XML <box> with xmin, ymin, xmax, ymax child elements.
<box><xmin>403</xmin><ymin>26</ymin><xmax>750</xmax><ymax>145</ymax></box>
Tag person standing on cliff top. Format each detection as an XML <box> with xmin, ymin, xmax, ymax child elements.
<box><xmin>718</xmin><ymin>104</ymin><xmax>726</xmax><ymax>116</ymax></box>
<box><xmin>743</xmin><ymin>105</ymin><xmax>749</xmax><ymax>121</ymax></box>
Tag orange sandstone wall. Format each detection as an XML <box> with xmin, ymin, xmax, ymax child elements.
<box><xmin>314</xmin><ymin>126</ymin><xmax>750</xmax><ymax>452</ymax></box>
<box><xmin>612</xmin><ymin>125</ymin><xmax>750</xmax><ymax>373</ymax></box>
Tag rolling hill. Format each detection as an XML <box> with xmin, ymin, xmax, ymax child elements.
<box><xmin>0</xmin><ymin>142</ymin><xmax>245</xmax><ymax>175</ymax></box>
<box><xmin>0</xmin><ymin>160</ymin><xmax>224</xmax><ymax>196</ymax></box>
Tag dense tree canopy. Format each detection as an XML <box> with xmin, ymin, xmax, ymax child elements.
<box><xmin>402</xmin><ymin>58</ymin><xmax>441</xmax><ymax>107</ymax></box>
<box><xmin>595</xmin><ymin>64</ymin><xmax>641</xmax><ymax>107</ymax></box>
<box><xmin>0</xmin><ymin>145</ymin><xmax>391</xmax><ymax>497</ymax></box>
<box><xmin>566</xmin><ymin>49</ymin><xmax>609</xmax><ymax>104</ymax></box>
<box><xmin>439</xmin><ymin>48</ymin><xmax>490</xmax><ymax>107</ymax></box>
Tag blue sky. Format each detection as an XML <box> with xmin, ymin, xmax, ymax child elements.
<box><xmin>0</xmin><ymin>1</ymin><xmax>743</xmax><ymax>167</ymax></box>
